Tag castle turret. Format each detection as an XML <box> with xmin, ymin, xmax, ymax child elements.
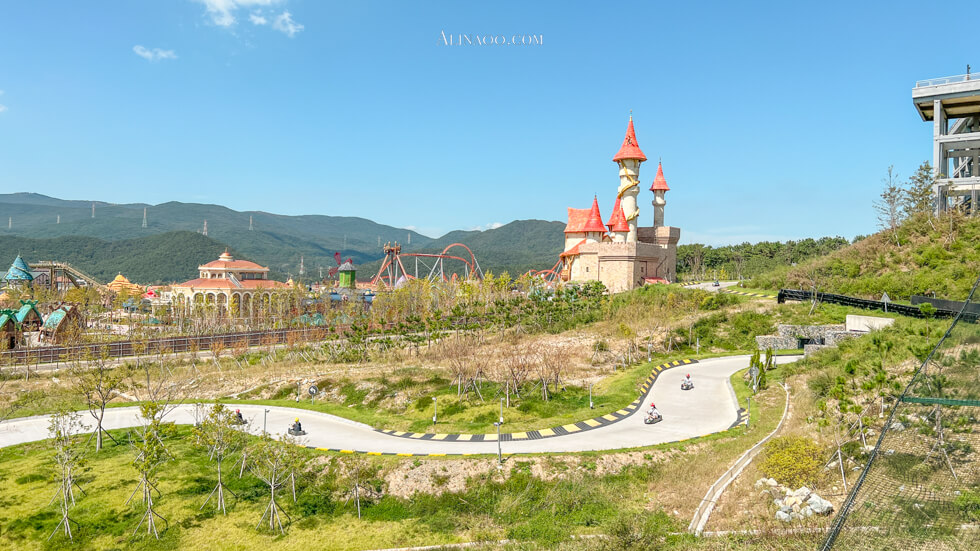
<box><xmin>612</xmin><ymin>116</ymin><xmax>647</xmax><ymax>242</ymax></box>
<box><xmin>650</xmin><ymin>162</ymin><xmax>670</xmax><ymax>227</ymax></box>
<box><xmin>606</xmin><ymin>197</ymin><xmax>629</xmax><ymax>242</ymax></box>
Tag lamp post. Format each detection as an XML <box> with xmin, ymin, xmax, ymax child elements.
<box><xmin>493</xmin><ymin>421</ymin><xmax>502</xmax><ymax>464</ymax></box>
<box><xmin>589</xmin><ymin>383</ymin><xmax>594</xmax><ymax>409</ymax></box>
<box><xmin>263</xmin><ymin>408</ymin><xmax>270</xmax><ymax>434</ymax></box>
<box><xmin>499</xmin><ymin>398</ymin><xmax>504</xmax><ymax>424</ymax></box>
<box><xmin>432</xmin><ymin>397</ymin><xmax>437</xmax><ymax>428</ymax></box>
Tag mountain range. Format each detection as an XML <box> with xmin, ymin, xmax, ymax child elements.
<box><xmin>0</xmin><ymin>193</ymin><xmax>564</xmax><ymax>284</ymax></box>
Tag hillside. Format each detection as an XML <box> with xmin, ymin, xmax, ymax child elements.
<box><xmin>0</xmin><ymin>193</ymin><xmax>433</xmax><ymax>277</ymax></box>
<box><xmin>390</xmin><ymin>219</ymin><xmax>565</xmax><ymax>276</ymax></box>
<box><xmin>0</xmin><ymin>193</ymin><xmax>564</xmax><ymax>278</ymax></box>
<box><xmin>0</xmin><ymin>231</ymin><xmax>236</xmax><ymax>284</ymax></box>
<box><xmin>748</xmin><ymin>211</ymin><xmax>980</xmax><ymax>300</ymax></box>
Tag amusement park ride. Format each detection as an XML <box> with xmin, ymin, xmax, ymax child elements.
<box><xmin>369</xmin><ymin>242</ymin><xmax>563</xmax><ymax>288</ymax></box>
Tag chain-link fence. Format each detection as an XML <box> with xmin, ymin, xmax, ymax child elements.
<box><xmin>822</xmin><ymin>276</ymin><xmax>980</xmax><ymax>550</ymax></box>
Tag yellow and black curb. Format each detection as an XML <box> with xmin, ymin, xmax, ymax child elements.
<box><xmin>719</xmin><ymin>289</ymin><xmax>775</xmax><ymax>299</ymax></box>
<box><xmin>370</xmin><ymin>358</ymin><xmax>698</xmax><ymax>444</ymax></box>
<box><xmin>302</xmin><ymin>446</ymin><xmax>510</xmax><ymax>458</ymax></box>
<box><xmin>729</xmin><ymin>408</ymin><xmax>749</xmax><ymax>429</ymax></box>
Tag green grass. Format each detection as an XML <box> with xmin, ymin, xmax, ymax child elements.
<box><xmin>0</xmin><ymin>425</ymin><xmax>690</xmax><ymax>551</ymax></box>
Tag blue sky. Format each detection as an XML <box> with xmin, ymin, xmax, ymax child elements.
<box><xmin>0</xmin><ymin>1</ymin><xmax>975</xmax><ymax>244</ymax></box>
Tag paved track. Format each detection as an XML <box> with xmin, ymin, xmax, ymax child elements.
<box><xmin>0</xmin><ymin>355</ymin><xmax>798</xmax><ymax>455</ymax></box>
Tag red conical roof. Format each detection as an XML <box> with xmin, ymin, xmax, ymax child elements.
<box><xmin>650</xmin><ymin>162</ymin><xmax>670</xmax><ymax>191</ymax></box>
<box><xmin>582</xmin><ymin>196</ymin><xmax>606</xmax><ymax>233</ymax></box>
<box><xmin>606</xmin><ymin>197</ymin><xmax>629</xmax><ymax>233</ymax></box>
<box><xmin>612</xmin><ymin>117</ymin><xmax>647</xmax><ymax>162</ymax></box>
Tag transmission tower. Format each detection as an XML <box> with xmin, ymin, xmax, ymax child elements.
<box><xmin>249</xmin><ymin>215</ymin><xmax>253</xmax><ymax>231</ymax></box>
<box><xmin>202</xmin><ymin>220</ymin><xmax>208</xmax><ymax>237</ymax></box>
<box><xmin>142</xmin><ymin>207</ymin><xmax>147</xmax><ymax>228</ymax></box>
<box><xmin>407</xmin><ymin>232</ymin><xmax>411</xmax><ymax>245</ymax></box>
<box><xmin>91</xmin><ymin>203</ymin><xmax>95</xmax><ymax>218</ymax></box>
<box><xmin>57</xmin><ymin>215</ymin><xmax>60</xmax><ymax>224</ymax></box>
<box><xmin>299</xmin><ymin>255</ymin><xmax>305</xmax><ymax>277</ymax></box>
<box><xmin>7</xmin><ymin>217</ymin><xmax>10</xmax><ymax>229</ymax></box>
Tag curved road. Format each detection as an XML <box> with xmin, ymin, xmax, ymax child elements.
<box><xmin>0</xmin><ymin>355</ymin><xmax>798</xmax><ymax>454</ymax></box>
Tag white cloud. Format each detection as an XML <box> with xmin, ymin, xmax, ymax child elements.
<box><xmin>0</xmin><ymin>105</ymin><xmax>7</xmax><ymax>114</ymax></box>
<box><xmin>133</xmin><ymin>45</ymin><xmax>178</xmax><ymax>61</ymax></box>
<box><xmin>249</xmin><ymin>13</ymin><xmax>267</xmax><ymax>25</ymax></box>
<box><xmin>195</xmin><ymin>0</ymin><xmax>282</xmax><ymax>27</ymax></box>
<box><xmin>272</xmin><ymin>11</ymin><xmax>303</xmax><ymax>37</ymax></box>
<box><xmin>467</xmin><ymin>222</ymin><xmax>504</xmax><ymax>232</ymax></box>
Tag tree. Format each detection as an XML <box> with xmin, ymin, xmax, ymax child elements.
<box><xmin>338</xmin><ymin>453</ymin><xmax>373</xmax><ymax>519</ymax></box>
<box><xmin>903</xmin><ymin>160</ymin><xmax>935</xmax><ymax>218</ymax></box>
<box><xmin>48</xmin><ymin>408</ymin><xmax>86</xmax><ymax>542</ymax></box>
<box><xmin>249</xmin><ymin>435</ymin><xmax>300</xmax><ymax>533</ymax></box>
<box><xmin>873</xmin><ymin>166</ymin><xmax>904</xmax><ymax>245</ymax></box>
<box><xmin>71</xmin><ymin>353</ymin><xmax>127</xmax><ymax>452</ymax></box>
<box><xmin>195</xmin><ymin>403</ymin><xmax>244</xmax><ymax>514</ymax></box>
<box><xmin>128</xmin><ymin>402</ymin><xmax>171</xmax><ymax>539</ymax></box>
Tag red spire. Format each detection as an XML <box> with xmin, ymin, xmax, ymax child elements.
<box><xmin>606</xmin><ymin>197</ymin><xmax>629</xmax><ymax>233</ymax></box>
<box><xmin>582</xmin><ymin>196</ymin><xmax>606</xmax><ymax>233</ymax></box>
<box><xmin>650</xmin><ymin>162</ymin><xmax>670</xmax><ymax>191</ymax></box>
<box><xmin>612</xmin><ymin>116</ymin><xmax>647</xmax><ymax>162</ymax></box>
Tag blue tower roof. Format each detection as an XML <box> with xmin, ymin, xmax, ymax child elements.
<box><xmin>3</xmin><ymin>255</ymin><xmax>33</xmax><ymax>282</ymax></box>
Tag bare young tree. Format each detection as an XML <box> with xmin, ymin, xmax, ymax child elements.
<box><xmin>873</xmin><ymin>166</ymin><xmax>904</xmax><ymax>245</ymax></box>
<box><xmin>249</xmin><ymin>434</ymin><xmax>300</xmax><ymax>534</ymax></box>
<box><xmin>444</xmin><ymin>335</ymin><xmax>484</xmax><ymax>400</ymax></box>
<box><xmin>195</xmin><ymin>403</ymin><xmax>244</xmax><ymax>515</ymax></box>
<box><xmin>338</xmin><ymin>453</ymin><xmax>374</xmax><ymax>519</ymax></box>
<box><xmin>71</xmin><ymin>353</ymin><xmax>127</xmax><ymax>452</ymax></box>
<box><xmin>48</xmin><ymin>408</ymin><xmax>86</xmax><ymax>542</ymax></box>
<box><xmin>540</xmin><ymin>344</ymin><xmax>571</xmax><ymax>395</ymax></box>
<box><xmin>128</xmin><ymin>402</ymin><xmax>171</xmax><ymax>539</ymax></box>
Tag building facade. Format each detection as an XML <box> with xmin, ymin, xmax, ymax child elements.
<box><xmin>560</xmin><ymin>117</ymin><xmax>680</xmax><ymax>293</ymax></box>
<box><xmin>171</xmin><ymin>250</ymin><xmax>289</xmax><ymax>316</ymax></box>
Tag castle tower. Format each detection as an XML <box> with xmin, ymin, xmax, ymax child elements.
<box><xmin>650</xmin><ymin>162</ymin><xmax>670</xmax><ymax>227</ymax></box>
<box><xmin>606</xmin><ymin>197</ymin><xmax>629</xmax><ymax>242</ymax></box>
<box><xmin>612</xmin><ymin>116</ymin><xmax>647</xmax><ymax>242</ymax></box>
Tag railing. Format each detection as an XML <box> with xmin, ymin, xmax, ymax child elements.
<box><xmin>689</xmin><ymin>383</ymin><xmax>791</xmax><ymax>535</ymax></box>
<box><xmin>777</xmin><ymin>289</ymin><xmax>978</xmax><ymax>322</ymax></box>
<box><xmin>915</xmin><ymin>73</ymin><xmax>976</xmax><ymax>88</ymax></box>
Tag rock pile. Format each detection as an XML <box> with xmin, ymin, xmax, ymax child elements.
<box><xmin>755</xmin><ymin>478</ymin><xmax>834</xmax><ymax>521</ymax></box>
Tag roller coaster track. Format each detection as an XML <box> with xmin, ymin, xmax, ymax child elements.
<box><xmin>29</xmin><ymin>261</ymin><xmax>105</xmax><ymax>289</ymax></box>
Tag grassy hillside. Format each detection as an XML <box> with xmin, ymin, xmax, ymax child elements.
<box><xmin>749</xmin><ymin>211</ymin><xmax>980</xmax><ymax>300</ymax></box>
<box><xmin>0</xmin><ymin>231</ymin><xmax>239</xmax><ymax>284</ymax></box>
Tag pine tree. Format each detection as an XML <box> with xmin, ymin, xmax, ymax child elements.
<box><xmin>902</xmin><ymin>160</ymin><xmax>935</xmax><ymax>218</ymax></box>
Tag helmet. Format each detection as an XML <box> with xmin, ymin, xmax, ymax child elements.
<box><xmin>235</xmin><ymin>409</ymin><xmax>240</xmax><ymax>413</ymax></box>
<box><xmin>650</xmin><ymin>403</ymin><xmax>655</xmax><ymax>407</ymax></box>
<box><xmin>686</xmin><ymin>374</ymin><xmax>691</xmax><ymax>377</ymax></box>
<box><xmin>295</xmin><ymin>417</ymin><xmax>299</xmax><ymax>422</ymax></box>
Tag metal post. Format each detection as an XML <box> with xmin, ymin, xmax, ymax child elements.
<box><xmin>499</xmin><ymin>398</ymin><xmax>504</xmax><ymax>424</ymax></box>
<box><xmin>696</xmin><ymin>337</ymin><xmax>700</xmax><ymax>357</ymax></box>
<box><xmin>263</xmin><ymin>408</ymin><xmax>270</xmax><ymax>434</ymax></box>
<box><xmin>589</xmin><ymin>384</ymin><xmax>594</xmax><ymax>409</ymax></box>
<box><xmin>432</xmin><ymin>397</ymin><xmax>437</xmax><ymax>428</ymax></box>
<box><xmin>745</xmin><ymin>397</ymin><xmax>750</xmax><ymax>428</ymax></box>
<box><xmin>494</xmin><ymin>422</ymin><xmax>502</xmax><ymax>464</ymax></box>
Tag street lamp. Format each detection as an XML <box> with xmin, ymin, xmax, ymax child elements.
<box><xmin>589</xmin><ymin>383</ymin><xmax>594</xmax><ymax>409</ymax></box>
<box><xmin>493</xmin><ymin>421</ymin><xmax>502</xmax><ymax>464</ymax></box>
<box><xmin>499</xmin><ymin>398</ymin><xmax>504</xmax><ymax>424</ymax></box>
<box><xmin>432</xmin><ymin>397</ymin><xmax>437</xmax><ymax>428</ymax></box>
<box><xmin>263</xmin><ymin>408</ymin><xmax>270</xmax><ymax>434</ymax></box>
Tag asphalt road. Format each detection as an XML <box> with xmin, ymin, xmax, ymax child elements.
<box><xmin>0</xmin><ymin>355</ymin><xmax>798</xmax><ymax>455</ymax></box>
<box><xmin>685</xmin><ymin>281</ymin><xmax>739</xmax><ymax>292</ymax></box>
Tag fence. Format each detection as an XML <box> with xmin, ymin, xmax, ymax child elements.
<box><xmin>777</xmin><ymin>289</ymin><xmax>979</xmax><ymax>322</ymax></box>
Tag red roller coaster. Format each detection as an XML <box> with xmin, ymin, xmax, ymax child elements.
<box><xmin>371</xmin><ymin>242</ymin><xmax>484</xmax><ymax>288</ymax></box>
<box><xmin>525</xmin><ymin>259</ymin><xmax>564</xmax><ymax>285</ymax></box>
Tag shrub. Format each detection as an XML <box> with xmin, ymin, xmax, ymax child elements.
<box><xmin>761</xmin><ymin>436</ymin><xmax>823</xmax><ymax>488</ymax></box>
<box><xmin>601</xmin><ymin>510</ymin><xmax>672</xmax><ymax>550</ymax></box>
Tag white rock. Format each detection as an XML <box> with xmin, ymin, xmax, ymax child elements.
<box><xmin>776</xmin><ymin>510</ymin><xmax>792</xmax><ymax>522</ymax></box>
<box><xmin>807</xmin><ymin>494</ymin><xmax>834</xmax><ymax>515</ymax></box>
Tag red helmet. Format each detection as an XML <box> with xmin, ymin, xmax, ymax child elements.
<box><xmin>236</xmin><ymin>409</ymin><xmax>240</xmax><ymax>413</ymax></box>
<box><xmin>687</xmin><ymin>374</ymin><xmax>691</xmax><ymax>377</ymax></box>
<box><xmin>650</xmin><ymin>403</ymin><xmax>656</xmax><ymax>407</ymax></box>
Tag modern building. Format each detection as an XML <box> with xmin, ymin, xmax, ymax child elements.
<box><xmin>913</xmin><ymin>70</ymin><xmax>980</xmax><ymax>214</ymax></box>
<box><xmin>559</xmin><ymin>117</ymin><xmax>680</xmax><ymax>293</ymax></box>
<box><xmin>170</xmin><ymin>250</ymin><xmax>289</xmax><ymax>316</ymax></box>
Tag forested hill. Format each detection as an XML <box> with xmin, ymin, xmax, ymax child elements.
<box><xmin>0</xmin><ymin>232</ymin><xmax>234</xmax><ymax>284</ymax></box>
<box><xmin>748</xmin><ymin>211</ymin><xmax>980</xmax><ymax>301</ymax></box>
<box><xmin>0</xmin><ymin>193</ymin><xmax>433</xmax><ymax>277</ymax></box>
<box><xmin>677</xmin><ymin>237</ymin><xmax>854</xmax><ymax>281</ymax></box>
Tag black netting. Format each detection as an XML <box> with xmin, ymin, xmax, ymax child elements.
<box><xmin>822</xmin><ymin>276</ymin><xmax>980</xmax><ymax>550</ymax></box>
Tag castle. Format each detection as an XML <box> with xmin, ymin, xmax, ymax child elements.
<box><xmin>559</xmin><ymin>117</ymin><xmax>680</xmax><ymax>293</ymax></box>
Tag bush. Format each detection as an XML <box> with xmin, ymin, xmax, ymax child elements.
<box><xmin>601</xmin><ymin>510</ymin><xmax>672</xmax><ymax>550</ymax></box>
<box><xmin>761</xmin><ymin>436</ymin><xmax>823</xmax><ymax>488</ymax></box>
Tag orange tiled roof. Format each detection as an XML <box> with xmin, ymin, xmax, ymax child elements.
<box><xmin>612</xmin><ymin>117</ymin><xmax>647</xmax><ymax>162</ymax></box>
<box><xmin>606</xmin><ymin>197</ymin><xmax>629</xmax><ymax>233</ymax></box>
<box><xmin>560</xmin><ymin>239</ymin><xmax>588</xmax><ymax>258</ymax></box>
<box><xmin>650</xmin><ymin>161</ymin><xmax>670</xmax><ymax>191</ymax></box>
<box><xmin>565</xmin><ymin>197</ymin><xmax>606</xmax><ymax>234</ymax></box>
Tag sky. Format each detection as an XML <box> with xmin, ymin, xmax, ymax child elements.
<box><xmin>0</xmin><ymin>1</ymin><xmax>975</xmax><ymax>244</ymax></box>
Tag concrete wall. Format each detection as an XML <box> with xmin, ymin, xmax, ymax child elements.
<box><xmin>845</xmin><ymin>315</ymin><xmax>895</xmax><ymax>333</ymax></box>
